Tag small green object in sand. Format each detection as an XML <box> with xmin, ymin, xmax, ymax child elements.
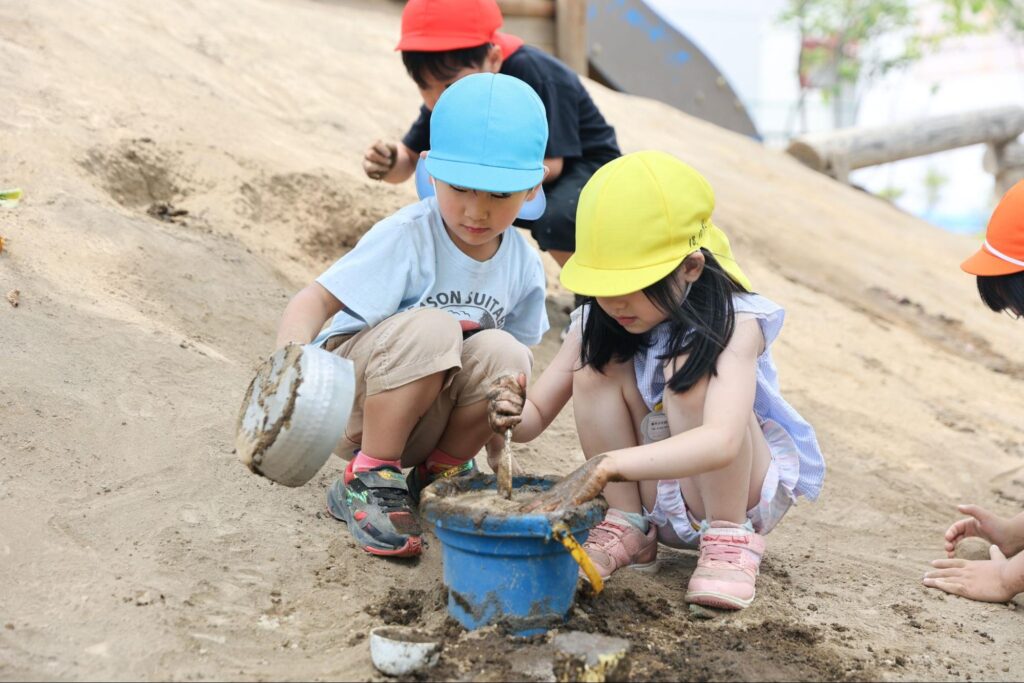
<box><xmin>0</xmin><ymin>188</ymin><xmax>22</xmax><ymax>207</ymax></box>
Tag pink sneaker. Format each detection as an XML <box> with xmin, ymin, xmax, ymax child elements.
<box><xmin>581</xmin><ymin>511</ymin><xmax>658</xmax><ymax>581</ymax></box>
<box><xmin>685</xmin><ymin>520</ymin><xmax>765</xmax><ymax>610</ymax></box>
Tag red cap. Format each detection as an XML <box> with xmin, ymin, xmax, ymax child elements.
<box><xmin>962</xmin><ymin>180</ymin><xmax>1024</xmax><ymax>276</ymax></box>
<box><xmin>397</xmin><ymin>0</ymin><xmax>504</xmax><ymax>51</ymax></box>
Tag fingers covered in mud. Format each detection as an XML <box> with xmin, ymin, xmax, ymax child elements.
<box><xmin>518</xmin><ymin>455</ymin><xmax>611</xmax><ymax>514</ymax></box>
<box><xmin>486</xmin><ymin>373</ymin><xmax>526</xmax><ymax>433</ymax></box>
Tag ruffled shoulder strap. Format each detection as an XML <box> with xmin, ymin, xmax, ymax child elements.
<box><xmin>733</xmin><ymin>293</ymin><xmax>785</xmax><ymax>349</ymax></box>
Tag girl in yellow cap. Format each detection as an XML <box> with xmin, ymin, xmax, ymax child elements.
<box><xmin>922</xmin><ymin>180</ymin><xmax>1024</xmax><ymax>603</ymax></box>
<box><xmin>487</xmin><ymin>151</ymin><xmax>825</xmax><ymax>609</ymax></box>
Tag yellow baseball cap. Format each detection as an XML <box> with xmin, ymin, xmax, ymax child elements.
<box><xmin>561</xmin><ymin>151</ymin><xmax>751</xmax><ymax>297</ymax></box>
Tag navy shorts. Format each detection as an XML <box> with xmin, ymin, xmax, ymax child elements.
<box><xmin>514</xmin><ymin>156</ymin><xmax>611</xmax><ymax>253</ymax></box>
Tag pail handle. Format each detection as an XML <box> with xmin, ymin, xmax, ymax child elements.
<box><xmin>551</xmin><ymin>521</ymin><xmax>604</xmax><ymax>595</ymax></box>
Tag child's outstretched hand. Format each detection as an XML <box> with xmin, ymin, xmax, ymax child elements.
<box><xmin>518</xmin><ymin>454</ymin><xmax>617</xmax><ymax>514</ymax></box>
<box><xmin>363</xmin><ymin>139</ymin><xmax>397</xmax><ymax>180</ymax></box>
<box><xmin>486</xmin><ymin>373</ymin><xmax>526</xmax><ymax>433</ymax></box>
<box><xmin>944</xmin><ymin>504</ymin><xmax>1019</xmax><ymax>558</ymax></box>
<box><xmin>923</xmin><ymin>545</ymin><xmax>1021</xmax><ymax>602</ymax></box>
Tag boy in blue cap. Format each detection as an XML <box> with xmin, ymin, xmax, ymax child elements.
<box><xmin>363</xmin><ymin>0</ymin><xmax>620</xmax><ymax>272</ymax></box>
<box><xmin>274</xmin><ymin>73</ymin><xmax>550</xmax><ymax>558</ymax></box>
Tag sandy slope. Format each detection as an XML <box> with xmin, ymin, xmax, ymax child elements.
<box><xmin>1</xmin><ymin>0</ymin><xmax>1022</xmax><ymax>680</ymax></box>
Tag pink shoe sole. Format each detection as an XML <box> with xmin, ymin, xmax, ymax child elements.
<box><xmin>579</xmin><ymin>559</ymin><xmax>661</xmax><ymax>584</ymax></box>
<box><xmin>629</xmin><ymin>559</ymin><xmax>661</xmax><ymax>574</ymax></box>
<box><xmin>684</xmin><ymin>589</ymin><xmax>755</xmax><ymax>610</ymax></box>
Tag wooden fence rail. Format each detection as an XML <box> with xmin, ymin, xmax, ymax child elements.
<box><xmin>786</xmin><ymin>106</ymin><xmax>1024</xmax><ymax>192</ymax></box>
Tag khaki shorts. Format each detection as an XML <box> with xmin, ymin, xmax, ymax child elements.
<box><xmin>322</xmin><ymin>307</ymin><xmax>533</xmax><ymax>464</ymax></box>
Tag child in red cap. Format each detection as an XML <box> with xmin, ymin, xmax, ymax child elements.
<box><xmin>363</xmin><ymin>0</ymin><xmax>621</xmax><ymax>272</ymax></box>
<box><xmin>923</xmin><ymin>180</ymin><xmax>1024</xmax><ymax>602</ymax></box>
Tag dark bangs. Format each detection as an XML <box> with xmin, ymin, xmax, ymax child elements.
<box><xmin>579</xmin><ymin>249</ymin><xmax>750</xmax><ymax>394</ymax></box>
<box><xmin>401</xmin><ymin>44</ymin><xmax>492</xmax><ymax>89</ymax></box>
<box><xmin>977</xmin><ymin>272</ymin><xmax>1024</xmax><ymax>317</ymax></box>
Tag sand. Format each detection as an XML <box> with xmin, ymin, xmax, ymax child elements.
<box><xmin>954</xmin><ymin>537</ymin><xmax>994</xmax><ymax>561</ymax></box>
<box><xmin>1</xmin><ymin>0</ymin><xmax>1023</xmax><ymax>680</ymax></box>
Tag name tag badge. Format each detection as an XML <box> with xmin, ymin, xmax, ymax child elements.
<box><xmin>640</xmin><ymin>411</ymin><xmax>670</xmax><ymax>444</ymax></box>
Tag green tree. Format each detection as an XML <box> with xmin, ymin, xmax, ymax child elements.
<box><xmin>940</xmin><ymin>0</ymin><xmax>1024</xmax><ymax>40</ymax></box>
<box><xmin>781</xmin><ymin>0</ymin><xmax>922</xmax><ymax>129</ymax></box>
<box><xmin>782</xmin><ymin>0</ymin><xmax>1024</xmax><ymax>132</ymax></box>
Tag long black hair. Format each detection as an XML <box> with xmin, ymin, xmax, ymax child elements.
<box><xmin>579</xmin><ymin>249</ymin><xmax>750</xmax><ymax>394</ymax></box>
<box><xmin>977</xmin><ymin>272</ymin><xmax>1024</xmax><ymax>318</ymax></box>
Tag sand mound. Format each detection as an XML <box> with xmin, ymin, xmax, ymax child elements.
<box><xmin>2</xmin><ymin>0</ymin><xmax>1022</xmax><ymax>680</ymax></box>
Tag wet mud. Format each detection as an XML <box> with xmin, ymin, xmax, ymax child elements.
<box><xmin>378</xmin><ymin>569</ymin><xmax>876</xmax><ymax>683</ymax></box>
<box><xmin>446</xmin><ymin>485</ymin><xmax>549</xmax><ymax>513</ymax></box>
<box><xmin>420</xmin><ymin>474</ymin><xmax>607</xmax><ymax>530</ymax></box>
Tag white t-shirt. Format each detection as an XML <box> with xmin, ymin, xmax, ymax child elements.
<box><xmin>313</xmin><ymin>197</ymin><xmax>549</xmax><ymax>346</ymax></box>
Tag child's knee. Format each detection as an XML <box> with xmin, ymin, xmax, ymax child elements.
<box><xmin>391</xmin><ymin>307</ymin><xmax>463</xmax><ymax>355</ymax></box>
<box><xmin>462</xmin><ymin>329</ymin><xmax>533</xmax><ymax>379</ymax></box>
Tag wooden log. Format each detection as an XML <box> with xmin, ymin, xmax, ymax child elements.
<box><xmin>496</xmin><ymin>0</ymin><xmax>555</xmax><ymax>18</ymax></box>
<box><xmin>555</xmin><ymin>0</ymin><xmax>588</xmax><ymax>74</ymax></box>
<box><xmin>996</xmin><ymin>167</ymin><xmax>1024</xmax><ymax>197</ymax></box>
<box><xmin>984</xmin><ymin>140</ymin><xmax>1024</xmax><ymax>174</ymax></box>
<box><xmin>787</xmin><ymin>106</ymin><xmax>1024</xmax><ymax>181</ymax></box>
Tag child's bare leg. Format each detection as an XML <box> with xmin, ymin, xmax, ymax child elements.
<box><xmin>419</xmin><ymin>329</ymin><xmax>532</xmax><ymax>470</ymax></box>
<box><xmin>436</xmin><ymin>398</ymin><xmax>493</xmax><ymax>461</ymax></box>
<box><xmin>360</xmin><ymin>371</ymin><xmax>446</xmax><ymax>461</ymax></box>
<box><xmin>573</xmin><ymin>359</ymin><xmax>648</xmax><ymax>512</ymax></box>
<box><xmin>661</xmin><ymin>370</ymin><xmax>772</xmax><ymax>609</ymax></box>
<box><xmin>573</xmin><ymin>358</ymin><xmax>659</xmax><ymax>578</ymax></box>
<box><xmin>662</xmin><ymin>375</ymin><xmax>770</xmax><ymax>523</ymax></box>
<box><xmin>638</xmin><ymin>480</ymin><xmax>660</xmax><ymax>512</ymax></box>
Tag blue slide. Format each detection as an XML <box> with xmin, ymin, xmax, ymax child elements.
<box><xmin>587</xmin><ymin>0</ymin><xmax>759</xmax><ymax>139</ymax></box>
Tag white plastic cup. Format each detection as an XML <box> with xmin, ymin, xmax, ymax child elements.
<box><xmin>236</xmin><ymin>344</ymin><xmax>355</xmax><ymax>487</ymax></box>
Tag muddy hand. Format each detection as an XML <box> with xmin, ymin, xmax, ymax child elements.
<box><xmin>486</xmin><ymin>373</ymin><xmax>526</xmax><ymax>433</ymax></box>
<box><xmin>518</xmin><ymin>455</ymin><xmax>613</xmax><ymax>514</ymax></box>
<box><xmin>363</xmin><ymin>139</ymin><xmax>397</xmax><ymax>180</ymax></box>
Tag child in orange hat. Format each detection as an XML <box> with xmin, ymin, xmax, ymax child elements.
<box><xmin>960</xmin><ymin>180</ymin><xmax>1024</xmax><ymax>317</ymax></box>
<box><xmin>362</xmin><ymin>0</ymin><xmax>621</xmax><ymax>272</ymax></box>
<box><xmin>923</xmin><ymin>180</ymin><xmax>1024</xmax><ymax>602</ymax></box>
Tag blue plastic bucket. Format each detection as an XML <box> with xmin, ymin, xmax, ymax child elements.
<box><xmin>420</xmin><ymin>474</ymin><xmax>606</xmax><ymax>636</ymax></box>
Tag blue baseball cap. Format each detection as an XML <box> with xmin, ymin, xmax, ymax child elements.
<box><xmin>414</xmin><ymin>157</ymin><xmax>547</xmax><ymax>219</ymax></box>
<box><xmin>426</xmin><ymin>73</ymin><xmax>548</xmax><ymax>194</ymax></box>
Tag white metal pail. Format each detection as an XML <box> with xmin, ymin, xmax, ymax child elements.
<box><xmin>236</xmin><ymin>345</ymin><xmax>355</xmax><ymax>487</ymax></box>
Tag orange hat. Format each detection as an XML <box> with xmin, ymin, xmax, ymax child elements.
<box><xmin>962</xmin><ymin>180</ymin><xmax>1024</xmax><ymax>276</ymax></box>
<box><xmin>397</xmin><ymin>0</ymin><xmax>510</xmax><ymax>51</ymax></box>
